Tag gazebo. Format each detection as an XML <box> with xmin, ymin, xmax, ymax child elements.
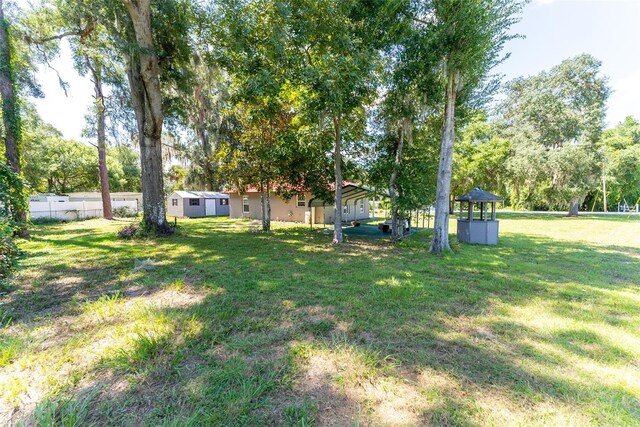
<box><xmin>455</xmin><ymin>187</ymin><xmax>503</xmax><ymax>245</ymax></box>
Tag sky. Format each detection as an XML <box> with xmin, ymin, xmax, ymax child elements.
<box><xmin>24</xmin><ymin>0</ymin><xmax>640</xmax><ymax>142</ymax></box>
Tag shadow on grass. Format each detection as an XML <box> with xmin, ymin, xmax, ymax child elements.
<box><xmin>5</xmin><ymin>218</ymin><xmax>640</xmax><ymax>425</ymax></box>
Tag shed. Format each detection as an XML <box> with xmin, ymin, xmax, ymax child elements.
<box><xmin>455</xmin><ymin>187</ymin><xmax>503</xmax><ymax>245</ymax></box>
<box><xmin>167</xmin><ymin>191</ymin><xmax>230</xmax><ymax>218</ymax></box>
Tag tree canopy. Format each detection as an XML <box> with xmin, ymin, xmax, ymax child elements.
<box><xmin>3</xmin><ymin>0</ymin><xmax>637</xmax><ymax>249</ymax></box>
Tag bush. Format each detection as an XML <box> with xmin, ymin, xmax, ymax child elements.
<box><xmin>118</xmin><ymin>220</ymin><xmax>177</xmax><ymax>239</ymax></box>
<box><xmin>0</xmin><ymin>221</ymin><xmax>20</xmax><ymax>280</ymax></box>
<box><xmin>113</xmin><ymin>207</ymin><xmax>136</xmax><ymax>218</ymax></box>
<box><xmin>117</xmin><ymin>224</ymin><xmax>139</xmax><ymax>240</ymax></box>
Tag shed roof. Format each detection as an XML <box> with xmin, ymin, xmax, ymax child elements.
<box><xmin>172</xmin><ymin>191</ymin><xmax>229</xmax><ymax>199</ymax></box>
<box><xmin>455</xmin><ymin>187</ymin><xmax>503</xmax><ymax>202</ymax></box>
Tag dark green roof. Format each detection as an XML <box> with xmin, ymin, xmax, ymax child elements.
<box><xmin>455</xmin><ymin>187</ymin><xmax>503</xmax><ymax>202</ymax></box>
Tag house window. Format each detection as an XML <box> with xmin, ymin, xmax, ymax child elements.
<box><xmin>243</xmin><ymin>197</ymin><xmax>250</xmax><ymax>213</ymax></box>
<box><xmin>297</xmin><ymin>193</ymin><xmax>306</xmax><ymax>207</ymax></box>
<box><xmin>359</xmin><ymin>199</ymin><xmax>364</xmax><ymax>213</ymax></box>
<box><xmin>220</xmin><ymin>198</ymin><xmax>229</xmax><ymax>205</ymax></box>
<box><xmin>171</xmin><ymin>199</ymin><xmax>178</xmax><ymax>206</ymax></box>
<box><xmin>189</xmin><ymin>198</ymin><xmax>200</xmax><ymax>206</ymax></box>
<box><xmin>343</xmin><ymin>205</ymin><xmax>349</xmax><ymax>215</ymax></box>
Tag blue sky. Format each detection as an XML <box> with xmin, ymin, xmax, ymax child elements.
<box><xmin>26</xmin><ymin>0</ymin><xmax>640</xmax><ymax>141</ymax></box>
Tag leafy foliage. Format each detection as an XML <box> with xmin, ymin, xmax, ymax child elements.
<box><xmin>0</xmin><ymin>164</ymin><xmax>28</xmax><ymax>231</ymax></box>
<box><xmin>0</xmin><ymin>165</ymin><xmax>24</xmax><ymax>278</ymax></box>
<box><xmin>600</xmin><ymin>116</ymin><xmax>640</xmax><ymax>209</ymax></box>
<box><xmin>499</xmin><ymin>55</ymin><xmax>609</xmax><ymax>211</ymax></box>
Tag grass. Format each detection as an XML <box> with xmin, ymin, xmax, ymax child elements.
<box><xmin>0</xmin><ymin>215</ymin><xmax>639</xmax><ymax>425</ymax></box>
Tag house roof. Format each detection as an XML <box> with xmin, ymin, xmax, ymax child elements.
<box><xmin>224</xmin><ymin>182</ymin><xmax>309</xmax><ymax>195</ymax></box>
<box><xmin>455</xmin><ymin>187</ymin><xmax>503</xmax><ymax>202</ymax></box>
<box><xmin>225</xmin><ymin>182</ymin><xmax>385</xmax><ymax>207</ymax></box>
<box><xmin>172</xmin><ymin>191</ymin><xmax>229</xmax><ymax>199</ymax></box>
<box><xmin>224</xmin><ymin>181</ymin><xmax>364</xmax><ymax>195</ymax></box>
<box><xmin>308</xmin><ymin>183</ymin><xmax>388</xmax><ymax>207</ymax></box>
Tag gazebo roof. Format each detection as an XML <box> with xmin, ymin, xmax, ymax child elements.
<box><xmin>455</xmin><ymin>187</ymin><xmax>503</xmax><ymax>203</ymax></box>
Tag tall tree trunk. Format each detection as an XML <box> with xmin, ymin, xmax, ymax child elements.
<box><xmin>601</xmin><ymin>157</ymin><xmax>608</xmax><ymax>213</ymax></box>
<box><xmin>430</xmin><ymin>70</ymin><xmax>460</xmax><ymax>254</ymax></box>
<box><xmin>260</xmin><ymin>180</ymin><xmax>265</xmax><ymax>228</ymax></box>
<box><xmin>193</xmin><ymin>79</ymin><xmax>215</xmax><ymax>191</ymax></box>
<box><xmin>89</xmin><ymin>61</ymin><xmax>113</xmax><ymax>220</ymax></box>
<box><xmin>259</xmin><ymin>179</ymin><xmax>269</xmax><ymax>232</ymax></box>
<box><xmin>390</xmin><ymin>120</ymin><xmax>406</xmax><ymax>241</ymax></box>
<box><xmin>568</xmin><ymin>198</ymin><xmax>580</xmax><ymax>216</ymax></box>
<box><xmin>266</xmin><ymin>180</ymin><xmax>271</xmax><ymax>231</ymax></box>
<box><xmin>197</xmin><ymin>127</ymin><xmax>213</xmax><ymax>191</ymax></box>
<box><xmin>0</xmin><ymin>0</ymin><xmax>26</xmax><ymax>229</ymax></box>
<box><xmin>123</xmin><ymin>0</ymin><xmax>170</xmax><ymax>234</ymax></box>
<box><xmin>332</xmin><ymin>115</ymin><xmax>343</xmax><ymax>243</ymax></box>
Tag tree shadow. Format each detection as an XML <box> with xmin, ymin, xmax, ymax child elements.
<box><xmin>5</xmin><ymin>218</ymin><xmax>640</xmax><ymax>425</ymax></box>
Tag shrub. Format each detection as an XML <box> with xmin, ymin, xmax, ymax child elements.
<box><xmin>118</xmin><ymin>220</ymin><xmax>177</xmax><ymax>239</ymax></box>
<box><xmin>113</xmin><ymin>207</ymin><xmax>136</xmax><ymax>218</ymax></box>
<box><xmin>117</xmin><ymin>224</ymin><xmax>139</xmax><ymax>240</ymax></box>
<box><xmin>0</xmin><ymin>220</ymin><xmax>20</xmax><ymax>280</ymax></box>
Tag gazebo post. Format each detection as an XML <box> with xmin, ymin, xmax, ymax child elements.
<box><xmin>468</xmin><ymin>202</ymin><xmax>474</xmax><ymax>221</ymax></box>
<box><xmin>491</xmin><ymin>202</ymin><xmax>497</xmax><ymax>221</ymax></box>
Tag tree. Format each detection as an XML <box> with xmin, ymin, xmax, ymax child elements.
<box><xmin>219</xmin><ymin>96</ymin><xmax>304</xmax><ymax>232</ymax></box>
<box><xmin>21</xmin><ymin>102</ymin><xmax>141</xmax><ymax>194</ymax></box>
<box><xmin>499</xmin><ymin>54</ymin><xmax>609</xmax><ymax>215</ymax></box>
<box><xmin>25</xmin><ymin>0</ymin><xmax>139</xmax><ymax>220</ymax></box>
<box><xmin>120</xmin><ymin>0</ymin><xmax>172</xmax><ymax>232</ymax></box>
<box><xmin>287</xmin><ymin>0</ymin><xmax>384</xmax><ymax>243</ymax></box>
<box><xmin>600</xmin><ymin>116</ymin><xmax>640</xmax><ymax>210</ymax></box>
<box><xmin>426</xmin><ymin>0</ymin><xmax>524</xmax><ymax>254</ymax></box>
<box><xmin>181</xmin><ymin>58</ymin><xmax>229</xmax><ymax>191</ymax></box>
<box><xmin>78</xmin><ymin>0</ymin><xmax>190</xmax><ymax>231</ymax></box>
<box><xmin>452</xmin><ymin>114</ymin><xmax>510</xmax><ymax>202</ymax></box>
<box><xmin>165</xmin><ymin>163</ymin><xmax>187</xmax><ymax>192</ymax></box>
<box><xmin>0</xmin><ymin>0</ymin><xmax>27</xmax><ymax>229</ymax></box>
<box><xmin>368</xmin><ymin>109</ymin><xmax>440</xmax><ymax>241</ymax></box>
<box><xmin>212</xmin><ymin>0</ymin><xmax>330</xmax><ymax>231</ymax></box>
<box><xmin>88</xmin><ymin>59</ymin><xmax>112</xmax><ymax>218</ymax></box>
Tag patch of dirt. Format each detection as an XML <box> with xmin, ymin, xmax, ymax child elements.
<box><xmin>295</xmin><ymin>354</ymin><xmax>367</xmax><ymax>426</ymax></box>
<box><xmin>285</xmin><ymin>351</ymin><xmax>430</xmax><ymax>426</ymax></box>
<box><xmin>296</xmin><ymin>304</ymin><xmax>338</xmax><ymax>323</ymax></box>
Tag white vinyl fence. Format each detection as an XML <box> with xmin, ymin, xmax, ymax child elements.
<box><xmin>30</xmin><ymin>200</ymin><xmax>138</xmax><ymax>220</ymax></box>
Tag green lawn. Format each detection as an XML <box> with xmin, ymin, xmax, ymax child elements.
<box><xmin>1</xmin><ymin>215</ymin><xmax>639</xmax><ymax>426</ymax></box>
